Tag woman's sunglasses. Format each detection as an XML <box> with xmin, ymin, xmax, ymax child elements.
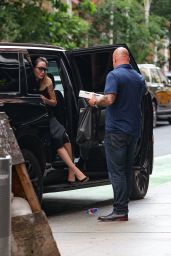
<box><xmin>35</xmin><ymin>66</ymin><xmax>48</xmax><ymax>73</ymax></box>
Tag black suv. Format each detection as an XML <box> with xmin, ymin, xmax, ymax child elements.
<box><xmin>0</xmin><ymin>43</ymin><xmax>153</xmax><ymax>201</ymax></box>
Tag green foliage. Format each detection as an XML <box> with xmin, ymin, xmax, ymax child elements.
<box><xmin>88</xmin><ymin>0</ymin><xmax>147</xmax><ymax>61</ymax></box>
<box><xmin>47</xmin><ymin>11</ymin><xmax>89</xmax><ymax>49</ymax></box>
<box><xmin>50</xmin><ymin>0</ymin><xmax>68</xmax><ymax>12</ymax></box>
<box><xmin>77</xmin><ymin>0</ymin><xmax>96</xmax><ymax>15</ymax></box>
<box><xmin>151</xmin><ymin>0</ymin><xmax>171</xmax><ymax>40</ymax></box>
<box><xmin>0</xmin><ymin>0</ymin><xmax>89</xmax><ymax>49</ymax></box>
<box><xmin>88</xmin><ymin>0</ymin><xmax>169</xmax><ymax>63</ymax></box>
<box><xmin>151</xmin><ymin>0</ymin><xmax>171</xmax><ymax>21</ymax></box>
<box><xmin>0</xmin><ymin>0</ymin><xmax>170</xmax><ymax>62</ymax></box>
<box><xmin>0</xmin><ymin>4</ymin><xmax>20</xmax><ymax>41</ymax></box>
<box><xmin>0</xmin><ymin>0</ymin><xmax>49</xmax><ymax>43</ymax></box>
<box><xmin>16</xmin><ymin>6</ymin><xmax>49</xmax><ymax>42</ymax></box>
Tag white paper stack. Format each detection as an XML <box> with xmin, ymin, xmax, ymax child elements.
<box><xmin>79</xmin><ymin>90</ymin><xmax>103</xmax><ymax>99</ymax></box>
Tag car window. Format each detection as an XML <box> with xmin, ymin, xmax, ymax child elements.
<box><xmin>158</xmin><ymin>69</ymin><xmax>168</xmax><ymax>84</ymax></box>
<box><xmin>23</xmin><ymin>54</ymin><xmax>37</xmax><ymax>94</ymax></box>
<box><xmin>48</xmin><ymin>61</ymin><xmax>63</xmax><ymax>95</ymax></box>
<box><xmin>139</xmin><ymin>68</ymin><xmax>150</xmax><ymax>82</ymax></box>
<box><xmin>70</xmin><ymin>51</ymin><xmax>113</xmax><ymax>92</ymax></box>
<box><xmin>150</xmin><ymin>68</ymin><xmax>161</xmax><ymax>83</ymax></box>
<box><xmin>166</xmin><ymin>72</ymin><xmax>171</xmax><ymax>82</ymax></box>
<box><xmin>24</xmin><ymin>54</ymin><xmax>64</xmax><ymax>96</ymax></box>
<box><xmin>0</xmin><ymin>52</ymin><xmax>20</xmax><ymax>93</ymax></box>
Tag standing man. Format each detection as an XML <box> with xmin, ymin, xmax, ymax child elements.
<box><xmin>88</xmin><ymin>47</ymin><xmax>147</xmax><ymax>221</ymax></box>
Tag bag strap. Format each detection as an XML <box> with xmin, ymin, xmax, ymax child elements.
<box><xmin>93</xmin><ymin>108</ymin><xmax>101</xmax><ymax>140</ymax></box>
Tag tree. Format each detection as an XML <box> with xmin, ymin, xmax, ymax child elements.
<box><xmin>47</xmin><ymin>0</ymin><xmax>90</xmax><ymax>49</ymax></box>
<box><xmin>144</xmin><ymin>0</ymin><xmax>152</xmax><ymax>24</ymax></box>
<box><xmin>88</xmin><ymin>0</ymin><xmax>166</xmax><ymax>63</ymax></box>
<box><xmin>0</xmin><ymin>0</ymin><xmax>89</xmax><ymax>49</ymax></box>
<box><xmin>47</xmin><ymin>11</ymin><xmax>88</xmax><ymax>49</ymax></box>
<box><xmin>1</xmin><ymin>0</ymin><xmax>170</xmax><ymax>60</ymax></box>
<box><xmin>151</xmin><ymin>0</ymin><xmax>171</xmax><ymax>20</ymax></box>
<box><xmin>0</xmin><ymin>0</ymin><xmax>49</xmax><ymax>43</ymax></box>
<box><xmin>151</xmin><ymin>0</ymin><xmax>171</xmax><ymax>40</ymax></box>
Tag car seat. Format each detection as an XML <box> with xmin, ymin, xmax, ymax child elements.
<box><xmin>47</xmin><ymin>73</ymin><xmax>66</xmax><ymax>126</ymax></box>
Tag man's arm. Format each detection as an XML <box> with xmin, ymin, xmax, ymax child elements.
<box><xmin>88</xmin><ymin>93</ymin><xmax>116</xmax><ymax>107</ymax></box>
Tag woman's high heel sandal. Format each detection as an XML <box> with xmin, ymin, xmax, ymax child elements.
<box><xmin>78</xmin><ymin>176</ymin><xmax>89</xmax><ymax>184</ymax></box>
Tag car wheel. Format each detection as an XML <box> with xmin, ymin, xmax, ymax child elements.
<box><xmin>152</xmin><ymin>102</ymin><xmax>157</xmax><ymax>128</ymax></box>
<box><xmin>131</xmin><ymin>163</ymin><xmax>150</xmax><ymax>200</ymax></box>
<box><xmin>22</xmin><ymin>149</ymin><xmax>43</xmax><ymax>202</ymax></box>
<box><xmin>130</xmin><ymin>92</ymin><xmax>153</xmax><ymax>200</ymax></box>
<box><xmin>131</xmin><ymin>139</ymin><xmax>153</xmax><ymax>200</ymax></box>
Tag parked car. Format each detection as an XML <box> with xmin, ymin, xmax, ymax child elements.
<box><xmin>138</xmin><ymin>64</ymin><xmax>171</xmax><ymax>127</ymax></box>
<box><xmin>0</xmin><ymin>43</ymin><xmax>153</xmax><ymax>201</ymax></box>
<box><xmin>165</xmin><ymin>71</ymin><xmax>171</xmax><ymax>83</ymax></box>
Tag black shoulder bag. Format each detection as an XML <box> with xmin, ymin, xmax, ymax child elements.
<box><xmin>76</xmin><ymin>106</ymin><xmax>93</xmax><ymax>145</ymax></box>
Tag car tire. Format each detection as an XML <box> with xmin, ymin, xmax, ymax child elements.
<box><xmin>131</xmin><ymin>136</ymin><xmax>153</xmax><ymax>200</ymax></box>
<box><xmin>152</xmin><ymin>102</ymin><xmax>157</xmax><ymax>128</ymax></box>
<box><xmin>131</xmin><ymin>166</ymin><xmax>150</xmax><ymax>200</ymax></box>
<box><xmin>22</xmin><ymin>149</ymin><xmax>43</xmax><ymax>203</ymax></box>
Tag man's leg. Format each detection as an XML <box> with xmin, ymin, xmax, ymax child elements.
<box><xmin>125</xmin><ymin>136</ymin><xmax>138</xmax><ymax>199</ymax></box>
<box><xmin>98</xmin><ymin>133</ymin><xmax>128</xmax><ymax>221</ymax></box>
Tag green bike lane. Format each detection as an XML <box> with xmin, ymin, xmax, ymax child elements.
<box><xmin>150</xmin><ymin>154</ymin><xmax>171</xmax><ymax>186</ymax></box>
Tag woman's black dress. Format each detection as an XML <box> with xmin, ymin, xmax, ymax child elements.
<box><xmin>40</xmin><ymin>87</ymin><xmax>70</xmax><ymax>149</ymax></box>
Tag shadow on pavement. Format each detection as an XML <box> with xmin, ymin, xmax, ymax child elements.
<box><xmin>42</xmin><ymin>196</ymin><xmax>113</xmax><ymax>217</ymax></box>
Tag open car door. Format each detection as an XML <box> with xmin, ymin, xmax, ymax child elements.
<box><xmin>66</xmin><ymin>44</ymin><xmax>138</xmax><ymax>144</ymax></box>
<box><xmin>66</xmin><ymin>45</ymin><xmax>153</xmax><ymax>199</ymax></box>
<box><xmin>66</xmin><ymin>45</ymin><xmax>123</xmax><ymax>177</ymax></box>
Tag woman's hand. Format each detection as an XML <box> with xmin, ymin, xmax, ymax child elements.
<box><xmin>40</xmin><ymin>95</ymin><xmax>47</xmax><ymax>104</ymax></box>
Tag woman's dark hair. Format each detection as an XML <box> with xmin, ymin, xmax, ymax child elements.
<box><xmin>33</xmin><ymin>57</ymin><xmax>48</xmax><ymax>67</ymax></box>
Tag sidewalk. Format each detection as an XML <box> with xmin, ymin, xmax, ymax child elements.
<box><xmin>48</xmin><ymin>182</ymin><xmax>171</xmax><ymax>256</ymax></box>
<box><xmin>48</xmin><ymin>156</ymin><xmax>171</xmax><ymax>256</ymax></box>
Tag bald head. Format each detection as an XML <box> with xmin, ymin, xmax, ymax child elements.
<box><xmin>113</xmin><ymin>47</ymin><xmax>130</xmax><ymax>68</ymax></box>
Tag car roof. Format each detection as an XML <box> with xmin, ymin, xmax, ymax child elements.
<box><xmin>0</xmin><ymin>42</ymin><xmax>65</xmax><ymax>52</ymax></box>
<box><xmin>138</xmin><ymin>64</ymin><xmax>159</xmax><ymax>69</ymax></box>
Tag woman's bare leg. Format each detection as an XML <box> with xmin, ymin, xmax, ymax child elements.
<box><xmin>63</xmin><ymin>143</ymin><xmax>75</xmax><ymax>181</ymax></box>
<box><xmin>64</xmin><ymin>142</ymin><xmax>72</xmax><ymax>158</ymax></box>
<box><xmin>57</xmin><ymin>146</ymin><xmax>86</xmax><ymax>181</ymax></box>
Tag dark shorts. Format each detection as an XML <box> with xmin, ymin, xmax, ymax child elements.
<box><xmin>49</xmin><ymin>117</ymin><xmax>70</xmax><ymax>149</ymax></box>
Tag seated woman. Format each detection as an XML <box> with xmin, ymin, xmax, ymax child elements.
<box><xmin>32</xmin><ymin>57</ymin><xmax>89</xmax><ymax>184</ymax></box>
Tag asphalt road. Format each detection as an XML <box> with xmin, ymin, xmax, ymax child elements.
<box><xmin>153</xmin><ymin>121</ymin><xmax>171</xmax><ymax>157</ymax></box>
<box><xmin>42</xmin><ymin>121</ymin><xmax>171</xmax><ymax>256</ymax></box>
